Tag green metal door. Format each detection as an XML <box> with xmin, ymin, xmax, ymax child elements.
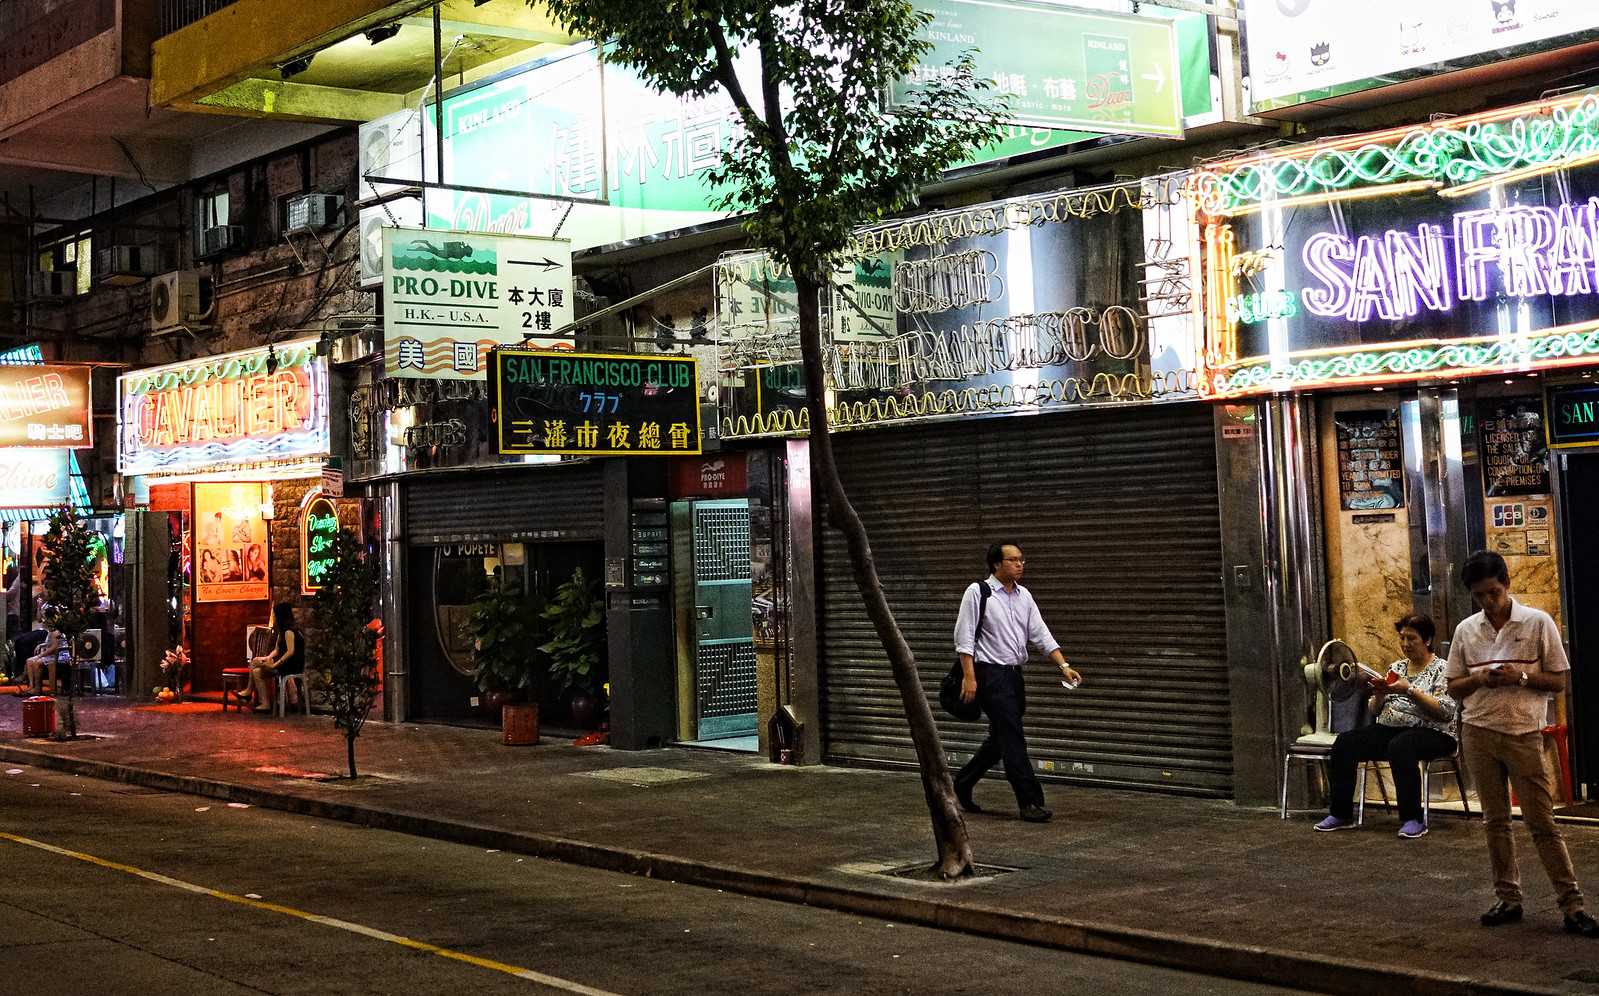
<box><xmin>692</xmin><ymin>499</ymin><xmax>757</xmax><ymax>739</ymax></box>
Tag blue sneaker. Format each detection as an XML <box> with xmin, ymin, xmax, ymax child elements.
<box><xmin>1313</xmin><ymin>815</ymin><xmax>1354</xmax><ymax>832</ymax></box>
<box><xmin>1397</xmin><ymin>820</ymin><xmax>1428</xmax><ymax>839</ymax></box>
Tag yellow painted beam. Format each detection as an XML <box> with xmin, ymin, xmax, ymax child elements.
<box><xmin>151</xmin><ymin>0</ymin><xmax>433</xmax><ymax>109</ymax></box>
<box><xmin>187</xmin><ymin>78</ymin><xmax>407</xmax><ymax>123</ymax></box>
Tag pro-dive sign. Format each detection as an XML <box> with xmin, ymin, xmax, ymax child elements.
<box><xmin>382</xmin><ymin>227</ymin><xmax>574</xmax><ymax>380</ymax></box>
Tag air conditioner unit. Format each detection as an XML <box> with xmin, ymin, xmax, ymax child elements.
<box><xmin>198</xmin><ymin>224</ymin><xmax>246</xmax><ymax>259</ymax></box>
<box><xmin>287</xmin><ymin>192</ymin><xmax>343</xmax><ymax>231</ymax></box>
<box><xmin>95</xmin><ymin>245</ymin><xmax>160</xmax><ymax>286</ymax></box>
<box><xmin>30</xmin><ymin>270</ymin><xmax>75</xmax><ymax>299</ymax></box>
<box><xmin>149</xmin><ymin>271</ymin><xmax>207</xmax><ymax>333</ymax></box>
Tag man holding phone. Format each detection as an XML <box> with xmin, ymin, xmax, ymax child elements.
<box><xmin>1445</xmin><ymin>550</ymin><xmax>1598</xmax><ymax>937</ymax></box>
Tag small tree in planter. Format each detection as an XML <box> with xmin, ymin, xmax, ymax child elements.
<box><xmin>468</xmin><ymin>584</ymin><xmax>543</xmax><ymax>745</ymax></box>
<box><xmin>41</xmin><ymin>505</ymin><xmax>98</xmax><ymax>740</ymax></box>
<box><xmin>539</xmin><ymin>568</ymin><xmax>605</xmax><ymax>728</ymax></box>
<box><xmin>311</xmin><ymin>529</ymin><xmax>380</xmax><ymax>779</ymax></box>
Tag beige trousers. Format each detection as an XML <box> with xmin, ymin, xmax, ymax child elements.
<box><xmin>1461</xmin><ymin>723</ymin><xmax>1584</xmax><ymax>915</ymax></box>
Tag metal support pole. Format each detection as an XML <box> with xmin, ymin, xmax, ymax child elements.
<box><xmin>380</xmin><ymin>481</ymin><xmax>408</xmax><ymax>722</ymax></box>
<box><xmin>432</xmin><ymin>4</ymin><xmax>445</xmax><ymax>188</ymax></box>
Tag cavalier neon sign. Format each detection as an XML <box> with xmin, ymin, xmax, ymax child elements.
<box><xmin>1301</xmin><ymin>200</ymin><xmax>1599</xmax><ymax>322</ymax></box>
<box><xmin>118</xmin><ymin>341</ymin><xmax>330</xmax><ymax>477</ymax></box>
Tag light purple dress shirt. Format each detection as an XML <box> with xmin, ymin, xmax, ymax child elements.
<box><xmin>953</xmin><ymin>577</ymin><xmax>1060</xmax><ymax>667</ymax></box>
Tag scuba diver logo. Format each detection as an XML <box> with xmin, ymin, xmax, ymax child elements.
<box><xmin>390</xmin><ymin>238</ymin><xmax>498</xmax><ymax>275</ymax></box>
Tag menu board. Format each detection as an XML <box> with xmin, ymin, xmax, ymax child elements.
<box><xmin>1478</xmin><ymin>398</ymin><xmax>1549</xmax><ymax>498</ymax></box>
<box><xmin>1334</xmin><ymin>410</ymin><xmax>1404</xmax><ymax>511</ymax></box>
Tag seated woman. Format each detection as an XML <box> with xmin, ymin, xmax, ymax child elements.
<box><xmin>23</xmin><ymin>630</ymin><xmax>66</xmax><ymax>694</ymax></box>
<box><xmin>241</xmin><ymin>602</ymin><xmax>305</xmax><ymax>713</ymax></box>
<box><xmin>1315</xmin><ymin>613</ymin><xmax>1458</xmax><ymax>838</ymax></box>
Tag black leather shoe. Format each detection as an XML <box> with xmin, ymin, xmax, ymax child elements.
<box><xmin>1019</xmin><ymin>805</ymin><xmax>1053</xmax><ymax>823</ymax></box>
<box><xmin>954</xmin><ymin>785</ymin><xmax>983</xmax><ymax>814</ymax></box>
<box><xmin>1481</xmin><ymin>901</ymin><xmax>1523</xmax><ymax>927</ymax></box>
<box><xmin>1564</xmin><ymin>911</ymin><xmax>1599</xmax><ymax>937</ymax></box>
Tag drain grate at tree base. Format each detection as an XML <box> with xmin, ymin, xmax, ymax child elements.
<box><xmin>880</xmin><ymin>861</ymin><xmax>1019</xmax><ymax>882</ymax></box>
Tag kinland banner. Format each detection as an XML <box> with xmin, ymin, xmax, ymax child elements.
<box><xmin>382</xmin><ymin>227</ymin><xmax>575</xmax><ymax>380</ymax></box>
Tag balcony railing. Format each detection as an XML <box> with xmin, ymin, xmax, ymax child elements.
<box><xmin>159</xmin><ymin>0</ymin><xmax>243</xmax><ymax>36</ymax></box>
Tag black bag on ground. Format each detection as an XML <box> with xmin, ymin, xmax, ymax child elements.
<box><xmin>938</xmin><ymin>580</ymin><xmax>990</xmax><ymax>722</ymax></box>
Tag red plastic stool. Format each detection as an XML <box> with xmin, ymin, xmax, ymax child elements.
<box><xmin>22</xmin><ymin>696</ymin><xmax>56</xmax><ymax>737</ymax></box>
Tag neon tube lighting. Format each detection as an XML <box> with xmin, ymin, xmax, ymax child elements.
<box><xmin>1225</xmin><ymin>181</ymin><xmax>1442</xmax><ymax>217</ymax></box>
<box><xmin>1438</xmin><ymin>148</ymin><xmax>1599</xmax><ymax>199</ymax></box>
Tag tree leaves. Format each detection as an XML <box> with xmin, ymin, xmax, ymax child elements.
<box><xmin>535</xmin><ymin>0</ymin><xmax>1003</xmax><ymax>282</ymax></box>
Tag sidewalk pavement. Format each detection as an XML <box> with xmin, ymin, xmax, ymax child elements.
<box><xmin>2</xmin><ymin>695</ymin><xmax>1597</xmax><ymax>996</ymax></box>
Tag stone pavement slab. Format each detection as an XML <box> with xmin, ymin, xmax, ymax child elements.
<box><xmin>2</xmin><ymin>695</ymin><xmax>1597</xmax><ymax>994</ymax></box>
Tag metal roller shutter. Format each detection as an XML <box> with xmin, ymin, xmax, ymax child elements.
<box><xmin>406</xmin><ymin>463</ymin><xmax>605</xmax><ymax>543</ymax></box>
<box><xmin>821</xmin><ymin>403</ymin><xmax>1232</xmax><ymax>796</ymax></box>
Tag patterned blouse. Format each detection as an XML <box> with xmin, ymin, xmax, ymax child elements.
<box><xmin>1376</xmin><ymin>655</ymin><xmax>1458</xmax><ymax>738</ymax></box>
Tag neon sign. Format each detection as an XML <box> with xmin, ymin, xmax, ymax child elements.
<box><xmin>300</xmin><ymin>494</ymin><xmax>341</xmax><ymax>594</ymax></box>
<box><xmin>118</xmin><ymin>341</ymin><xmax>331</xmax><ymax>477</ymax></box>
<box><xmin>1300</xmin><ymin>200</ymin><xmax>1599</xmax><ymax>323</ymax></box>
<box><xmin>1226</xmin><ymin>290</ymin><xmax>1298</xmax><ymax>325</ymax></box>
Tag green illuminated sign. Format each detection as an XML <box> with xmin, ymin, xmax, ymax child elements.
<box><xmin>896</xmin><ymin>0</ymin><xmax>1184</xmax><ymax>138</ymax></box>
<box><xmin>300</xmin><ymin>495</ymin><xmax>341</xmax><ymax>594</ymax></box>
<box><xmin>1547</xmin><ymin>383</ymin><xmax>1599</xmax><ymax>448</ymax></box>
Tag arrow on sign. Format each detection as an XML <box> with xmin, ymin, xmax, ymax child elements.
<box><xmin>1142</xmin><ymin>63</ymin><xmax>1166</xmax><ymax>93</ymax></box>
<box><xmin>510</xmin><ymin>257</ymin><xmax>564</xmax><ymax>271</ymax></box>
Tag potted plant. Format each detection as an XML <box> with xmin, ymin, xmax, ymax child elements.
<box><xmin>539</xmin><ymin>568</ymin><xmax>605</xmax><ymax>729</ymax></box>
<box><xmin>467</xmin><ymin>584</ymin><xmax>543</xmax><ymax>745</ymax></box>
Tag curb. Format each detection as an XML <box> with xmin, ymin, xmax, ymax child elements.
<box><xmin>0</xmin><ymin>743</ymin><xmax>1556</xmax><ymax>996</ymax></box>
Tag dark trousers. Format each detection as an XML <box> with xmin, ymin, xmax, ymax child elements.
<box><xmin>1328</xmin><ymin>723</ymin><xmax>1455</xmax><ymax>823</ymax></box>
<box><xmin>955</xmin><ymin>661</ymin><xmax>1044</xmax><ymax>810</ymax></box>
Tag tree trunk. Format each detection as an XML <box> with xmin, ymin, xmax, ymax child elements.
<box><xmin>347</xmin><ymin>732</ymin><xmax>358</xmax><ymax>780</ymax></box>
<box><xmin>793</xmin><ymin>271</ymin><xmax>974</xmax><ymax>879</ymax></box>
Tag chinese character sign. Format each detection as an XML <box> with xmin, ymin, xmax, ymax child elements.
<box><xmin>0</xmin><ymin>364</ymin><xmax>93</xmax><ymax>448</ymax></box>
<box><xmin>493</xmin><ymin>350</ymin><xmax>701</xmax><ymax>456</ymax></box>
<box><xmin>382</xmin><ymin>227</ymin><xmax>575</xmax><ymax>380</ymax></box>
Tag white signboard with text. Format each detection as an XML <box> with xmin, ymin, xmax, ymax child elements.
<box><xmin>381</xmin><ymin>227</ymin><xmax>574</xmax><ymax>380</ymax></box>
<box><xmin>1245</xmin><ymin>0</ymin><xmax>1599</xmax><ymax>113</ymax></box>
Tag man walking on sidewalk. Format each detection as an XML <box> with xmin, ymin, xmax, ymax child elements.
<box><xmin>1445</xmin><ymin>550</ymin><xmax>1599</xmax><ymax>937</ymax></box>
<box><xmin>953</xmin><ymin>542</ymin><xmax>1080</xmax><ymax>823</ymax></box>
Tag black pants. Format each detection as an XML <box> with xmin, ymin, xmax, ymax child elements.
<box><xmin>955</xmin><ymin>661</ymin><xmax>1044</xmax><ymax>810</ymax></box>
<box><xmin>1328</xmin><ymin>723</ymin><xmax>1456</xmax><ymax>823</ymax></box>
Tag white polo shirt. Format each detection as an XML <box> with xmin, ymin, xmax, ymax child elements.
<box><xmin>1444</xmin><ymin>598</ymin><xmax>1568</xmax><ymax>736</ymax></box>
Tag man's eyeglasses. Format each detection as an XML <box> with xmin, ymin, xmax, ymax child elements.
<box><xmin>1003</xmin><ymin>557</ymin><xmax>1026</xmax><ymax>565</ymax></box>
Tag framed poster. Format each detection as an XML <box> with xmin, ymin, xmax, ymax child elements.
<box><xmin>193</xmin><ymin>482</ymin><xmax>270</xmax><ymax>603</ymax></box>
<box><xmin>1478</xmin><ymin>397</ymin><xmax>1550</xmax><ymax>498</ymax></box>
<box><xmin>1334</xmin><ymin>409</ymin><xmax>1404</xmax><ymax>510</ymax></box>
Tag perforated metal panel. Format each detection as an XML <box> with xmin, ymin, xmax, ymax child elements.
<box><xmin>692</xmin><ymin>500</ymin><xmax>757</xmax><ymax>738</ymax></box>
<box><xmin>820</xmin><ymin>403</ymin><xmax>1234</xmax><ymax>797</ymax></box>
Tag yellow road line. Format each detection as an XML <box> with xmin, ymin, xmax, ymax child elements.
<box><xmin>0</xmin><ymin>829</ymin><xmax>623</xmax><ymax>996</ymax></box>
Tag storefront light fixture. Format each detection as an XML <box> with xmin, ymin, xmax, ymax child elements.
<box><xmin>1439</xmin><ymin>148</ymin><xmax>1599</xmax><ymax>200</ymax></box>
<box><xmin>278</xmin><ymin>55</ymin><xmax>314</xmax><ymax>80</ymax></box>
<box><xmin>363</xmin><ymin>23</ymin><xmax>401</xmax><ymax>45</ymax></box>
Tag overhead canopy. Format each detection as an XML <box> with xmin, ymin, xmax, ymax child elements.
<box><xmin>150</xmin><ymin>0</ymin><xmax>578</xmax><ymax>123</ymax></box>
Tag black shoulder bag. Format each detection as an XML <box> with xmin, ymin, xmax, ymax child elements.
<box><xmin>938</xmin><ymin>581</ymin><xmax>990</xmax><ymax>722</ymax></box>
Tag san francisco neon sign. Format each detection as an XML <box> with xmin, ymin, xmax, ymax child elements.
<box><xmin>1301</xmin><ymin>200</ymin><xmax>1599</xmax><ymax>322</ymax></box>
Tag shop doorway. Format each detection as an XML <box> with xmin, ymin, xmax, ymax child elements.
<box><xmin>1558</xmin><ymin>452</ymin><xmax>1599</xmax><ymax>801</ymax></box>
<box><xmin>407</xmin><ymin>541</ymin><xmax>601</xmax><ymax>723</ymax></box>
<box><xmin>674</xmin><ymin>499</ymin><xmax>758</xmax><ymax>750</ymax></box>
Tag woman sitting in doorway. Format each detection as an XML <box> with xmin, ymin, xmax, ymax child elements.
<box><xmin>23</xmin><ymin>629</ymin><xmax>66</xmax><ymax>694</ymax></box>
<box><xmin>241</xmin><ymin>602</ymin><xmax>305</xmax><ymax>713</ymax></box>
<box><xmin>1315</xmin><ymin>613</ymin><xmax>1458</xmax><ymax>838</ymax></box>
